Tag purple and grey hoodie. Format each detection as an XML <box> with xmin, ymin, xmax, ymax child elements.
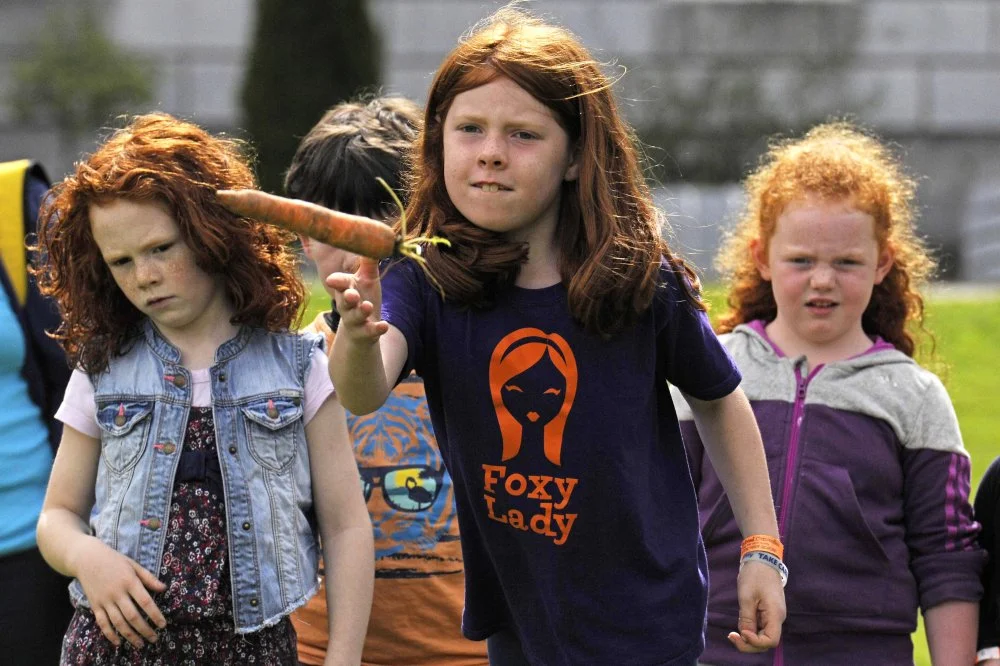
<box><xmin>675</xmin><ymin>321</ymin><xmax>984</xmax><ymax>665</ymax></box>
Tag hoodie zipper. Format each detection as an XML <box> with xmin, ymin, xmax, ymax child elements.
<box><xmin>773</xmin><ymin>361</ymin><xmax>821</xmax><ymax>666</ymax></box>
<box><xmin>778</xmin><ymin>365</ymin><xmax>810</xmax><ymax>538</ymax></box>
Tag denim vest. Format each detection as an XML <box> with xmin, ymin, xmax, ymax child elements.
<box><xmin>69</xmin><ymin>321</ymin><xmax>323</xmax><ymax>633</ymax></box>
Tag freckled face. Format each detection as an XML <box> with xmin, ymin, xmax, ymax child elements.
<box><xmin>442</xmin><ymin>76</ymin><xmax>579</xmax><ymax>247</ymax></box>
<box><xmin>755</xmin><ymin>195</ymin><xmax>893</xmax><ymax>359</ymax></box>
<box><xmin>90</xmin><ymin>199</ymin><xmax>234</xmax><ymax>341</ymax></box>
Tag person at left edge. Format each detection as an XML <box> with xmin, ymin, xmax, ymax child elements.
<box><xmin>0</xmin><ymin>159</ymin><xmax>74</xmax><ymax>665</ymax></box>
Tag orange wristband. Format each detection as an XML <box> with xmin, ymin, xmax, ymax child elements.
<box><xmin>740</xmin><ymin>534</ymin><xmax>783</xmax><ymax>560</ymax></box>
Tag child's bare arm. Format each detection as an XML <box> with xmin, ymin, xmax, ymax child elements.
<box><xmin>306</xmin><ymin>394</ymin><xmax>374</xmax><ymax>666</ymax></box>
<box><xmin>686</xmin><ymin>387</ymin><xmax>777</xmax><ymax>536</ymax></box>
<box><xmin>327</xmin><ymin>257</ymin><xmax>407</xmax><ymax>414</ymax></box>
<box><xmin>36</xmin><ymin>425</ymin><xmax>166</xmax><ymax>648</ymax></box>
<box><xmin>924</xmin><ymin>600</ymin><xmax>978</xmax><ymax>666</ymax></box>
<box><xmin>684</xmin><ymin>386</ymin><xmax>785</xmax><ymax>652</ymax></box>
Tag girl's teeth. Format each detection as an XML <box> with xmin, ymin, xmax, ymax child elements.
<box><xmin>482</xmin><ymin>184</ymin><xmax>500</xmax><ymax>192</ymax></box>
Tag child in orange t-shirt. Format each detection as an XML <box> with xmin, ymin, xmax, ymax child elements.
<box><xmin>285</xmin><ymin>96</ymin><xmax>488</xmax><ymax>666</ymax></box>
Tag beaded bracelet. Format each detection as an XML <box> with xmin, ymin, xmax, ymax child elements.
<box><xmin>740</xmin><ymin>534</ymin><xmax>784</xmax><ymax>560</ymax></box>
<box><xmin>740</xmin><ymin>550</ymin><xmax>789</xmax><ymax>588</ymax></box>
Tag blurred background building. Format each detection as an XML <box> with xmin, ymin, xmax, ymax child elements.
<box><xmin>2</xmin><ymin>0</ymin><xmax>999</xmax><ymax>280</ymax></box>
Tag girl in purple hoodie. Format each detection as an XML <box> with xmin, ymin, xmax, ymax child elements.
<box><xmin>677</xmin><ymin>122</ymin><xmax>984</xmax><ymax>665</ymax></box>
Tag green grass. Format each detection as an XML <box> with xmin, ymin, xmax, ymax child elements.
<box><xmin>302</xmin><ymin>279</ymin><xmax>330</xmax><ymax>328</ymax></box>
<box><xmin>306</xmin><ymin>281</ymin><xmax>998</xmax><ymax>663</ymax></box>
<box><xmin>911</xmin><ymin>295</ymin><xmax>999</xmax><ymax>665</ymax></box>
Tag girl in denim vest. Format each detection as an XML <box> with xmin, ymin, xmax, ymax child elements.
<box><xmin>33</xmin><ymin>113</ymin><xmax>374</xmax><ymax>666</ymax></box>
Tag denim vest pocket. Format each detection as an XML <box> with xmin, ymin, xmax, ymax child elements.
<box><xmin>242</xmin><ymin>397</ymin><xmax>304</xmax><ymax>471</ymax></box>
<box><xmin>96</xmin><ymin>400</ymin><xmax>154</xmax><ymax>473</ymax></box>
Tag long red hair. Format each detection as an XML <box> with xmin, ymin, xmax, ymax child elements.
<box><xmin>35</xmin><ymin>113</ymin><xmax>304</xmax><ymax>373</ymax></box>
<box><xmin>716</xmin><ymin>121</ymin><xmax>935</xmax><ymax>357</ymax></box>
<box><xmin>403</xmin><ymin>6</ymin><xmax>702</xmax><ymax>337</ymax></box>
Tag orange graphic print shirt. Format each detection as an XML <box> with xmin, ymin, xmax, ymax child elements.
<box><xmin>379</xmin><ymin>259</ymin><xmax>743</xmax><ymax>666</ymax></box>
<box><xmin>293</xmin><ymin>312</ymin><xmax>486</xmax><ymax>666</ymax></box>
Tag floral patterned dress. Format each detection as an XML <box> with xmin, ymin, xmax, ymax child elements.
<box><xmin>61</xmin><ymin>408</ymin><xmax>297</xmax><ymax>665</ymax></box>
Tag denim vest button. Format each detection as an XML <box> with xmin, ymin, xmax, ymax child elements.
<box><xmin>142</xmin><ymin>518</ymin><xmax>161</xmax><ymax>530</ymax></box>
<box><xmin>229</xmin><ymin>446</ymin><xmax>237</xmax><ymax>455</ymax></box>
<box><xmin>249</xmin><ymin>598</ymin><xmax>259</xmax><ymax>607</ymax></box>
<box><xmin>218</xmin><ymin>372</ymin><xmax>227</xmax><ymax>382</ymax></box>
<box><xmin>242</xmin><ymin>522</ymin><xmax>251</xmax><ymax>531</ymax></box>
<box><xmin>172</xmin><ymin>375</ymin><xmax>187</xmax><ymax>388</ymax></box>
<box><xmin>292</xmin><ymin>397</ymin><xmax>301</xmax><ymax>406</ymax></box>
<box><xmin>159</xmin><ymin>443</ymin><xmax>176</xmax><ymax>454</ymax></box>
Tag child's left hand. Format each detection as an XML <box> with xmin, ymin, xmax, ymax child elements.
<box><xmin>728</xmin><ymin>559</ymin><xmax>786</xmax><ymax>653</ymax></box>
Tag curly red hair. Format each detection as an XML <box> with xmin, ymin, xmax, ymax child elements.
<box><xmin>716</xmin><ymin>121</ymin><xmax>935</xmax><ymax>357</ymax></box>
<box><xmin>403</xmin><ymin>6</ymin><xmax>702</xmax><ymax>337</ymax></box>
<box><xmin>34</xmin><ymin>113</ymin><xmax>304</xmax><ymax>373</ymax></box>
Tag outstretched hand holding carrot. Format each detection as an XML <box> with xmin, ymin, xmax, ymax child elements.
<box><xmin>326</xmin><ymin>258</ymin><xmax>409</xmax><ymax>417</ymax></box>
<box><xmin>326</xmin><ymin>257</ymin><xmax>389</xmax><ymax>345</ymax></box>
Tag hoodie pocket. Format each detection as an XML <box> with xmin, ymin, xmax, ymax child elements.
<box><xmin>96</xmin><ymin>400</ymin><xmax>154</xmax><ymax>473</ymax></box>
<box><xmin>242</xmin><ymin>396</ymin><xmax>304</xmax><ymax>472</ymax></box>
<box><xmin>789</xmin><ymin>461</ymin><xmax>891</xmax><ymax>617</ymax></box>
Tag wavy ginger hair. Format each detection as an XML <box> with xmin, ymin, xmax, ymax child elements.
<box><xmin>35</xmin><ymin>113</ymin><xmax>304</xmax><ymax>374</ymax></box>
<box><xmin>716</xmin><ymin>122</ymin><xmax>935</xmax><ymax>356</ymax></box>
<box><xmin>403</xmin><ymin>7</ymin><xmax>702</xmax><ymax>337</ymax></box>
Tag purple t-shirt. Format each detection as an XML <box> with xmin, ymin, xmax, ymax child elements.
<box><xmin>381</xmin><ymin>258</ymin><xmax>741</xmax><ymax>666</ymax></box>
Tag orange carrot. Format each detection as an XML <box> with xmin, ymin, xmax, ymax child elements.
<box><xmin>216</xmin><ymin>189</ymin><xmax>398</xmax><ymax>259</ymax></box>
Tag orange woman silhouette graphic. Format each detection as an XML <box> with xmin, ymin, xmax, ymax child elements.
<box><xmin>488</xmin><ymin>328</ymin><xmax>578</xmax><ymax>465</ymax></box>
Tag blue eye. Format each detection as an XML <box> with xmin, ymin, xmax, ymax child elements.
<box><xmin>152</xmin><ymin>243</ymin><xmax>173</xmax><ymax>254</ymax></box>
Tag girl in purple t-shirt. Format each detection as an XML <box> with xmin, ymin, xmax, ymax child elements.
<box><xmin>328</xmin><ymin>7</ymin><xmax>787</xmax><ymax>666</ymax></box>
